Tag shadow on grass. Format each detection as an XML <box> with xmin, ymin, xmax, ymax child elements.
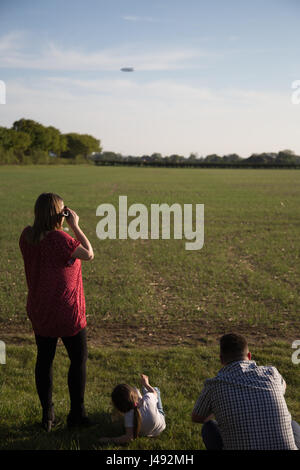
<box><xmin>0</xmin><ymin>411</ymin><xmax>114</xmax><ymax>450</ymax></box>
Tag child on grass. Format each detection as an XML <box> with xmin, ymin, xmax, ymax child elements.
<box><xmin>99</xmin><ymin>374</ymin><xmax>166</xmax><ymax>444</ymax></box>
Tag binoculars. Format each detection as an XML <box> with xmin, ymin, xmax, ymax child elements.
<box><xmin>61</xmin><ymin>207</ymin><xmax>70</xmax><ymax>217</ymax></box>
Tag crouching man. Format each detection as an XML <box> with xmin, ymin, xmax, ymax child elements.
<box><xmin>192</xmin><ymin>333</ymin><xmax>300</xmax><ymax>450</ymax></box>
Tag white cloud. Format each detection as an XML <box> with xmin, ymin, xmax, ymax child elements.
<box><xmin>122</xmin><ymin>15</ymin><xmax>166</xmax><ymax>23</ymax></box>
<box><xmin>0</xmin><ymin>31</ymin><xmax>26</xmax><ymax>52</ymax></box>
<box><xmin>3</xmin><ymin>76</ymin><xmax>300</xmax><ymax>158</ymax></box>
<box><xmin>0</xmin><ymin>32</ymin><xmax>207</xmax><ymax>71</ymax></box>
<box><xmin>123</xmin><ymin>15</ymin><xmax>140</xmax><ymax>22</ymax></box>
<box><xmin>228</xmin><ymin>35</ymin><xmax>239</xmax><ymax>42</ymax></box>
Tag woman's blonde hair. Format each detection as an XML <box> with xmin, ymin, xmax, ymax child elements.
<box><xmin>29</xmin><ymin>192</ymin><xmax>64</xmax><ymax>244</ymax></box>
<box><xmin>111</xmin><ymin>384</ymin><xmax>141</xmax><ymax>439</ymax></box>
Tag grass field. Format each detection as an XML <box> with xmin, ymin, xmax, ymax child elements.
<box><xmin>0</xmin><ymin>165</ymin><xmax>299</xmax><ymax>450</ymax></box>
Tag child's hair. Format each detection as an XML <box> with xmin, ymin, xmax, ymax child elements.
<box><xmin>111</xmin><ymin>384</ymin><xmax>141</xmax><ymax>439</ymax></box>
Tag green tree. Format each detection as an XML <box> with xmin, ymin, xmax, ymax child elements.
<box><xmin>12</xmin><ymin>118</ymin><xmax>66</xmax><ymax>156</ymax></box>
<box><xmin>276</xmin><ymin>150</ymin><xmax>300</xmax><ymax>164</ymax></box>
<box><xmin>0</xmin><ymin>126</ymin><xmax>31</xmax><ymax>152</ymax></box>
<box><xmin>222</xmin><ymin>153</ymin><xmax>242</xmax><ymax>162</ymax></box>
<box><xmin>47</xmin><ymin>126</ymin><xmax>67</xmax><ymax>156</ymax></box>
<box><xmin>166</xmin><ymin>154</ymin><xmax>185</xmax><ymax>163</ymax></box>
<box><xmin>188</xmin><ymin>153</ymin><xmax>199</xmax><ymax>161</ymax></box>
<box><xmin>204</xmin><ymin>154</ymin><xmax>222</xmax><ymax>163</ymax></box>
<box><xmin>62</xmin><ymin>133</ymin><xmax>102</xmax><ymax>159</ymax></box>
<box><xmin>245</xmin><ymin>153</ymin><xmax>277</xmax><ymax>164</ymax></box>
<box><xmin>13</xmin><ymin>118</ymin><xmax>51</xmax><ymax>152</ymax></box>
<box><xmin>150</xmin><ymin>153</ymin><xmax>163</xmax><ymax>162</ymax></box>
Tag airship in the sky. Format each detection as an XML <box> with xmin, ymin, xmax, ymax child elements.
<box><xmin>120</xmin><ymin>67</ymin><xmax>134</xmax><ymax>72</ymax></box>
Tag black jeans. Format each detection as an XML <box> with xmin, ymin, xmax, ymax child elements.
<box><xmin>35</xmin><ymin>327</ymin><xmax>88</xmax><ymax>417</ymax></box>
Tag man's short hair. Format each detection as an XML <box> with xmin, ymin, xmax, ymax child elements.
<box><xmin>220</xmin><ymin>333</ymin><xmax>248</xmax><ymax>363</ymax></box>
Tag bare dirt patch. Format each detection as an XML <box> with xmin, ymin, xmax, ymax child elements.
<box><xmin>0</xmin><ymin>319</ymin><xmax>297</xmax><ymax>349</ymax></box>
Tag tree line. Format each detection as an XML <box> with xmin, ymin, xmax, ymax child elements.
<box><xmin>93</xmin><ymin>150</ymin><xmax>300</xmax><ymax>168</ymax></box>
<box><xmin>1</xmin><ymin>118</ymin><xmax>300</xmax><ymax>168</ymax></box>
<box><xmin>0</xmin><ymin>118</ymin><xmax>101</xmax><ymax>165</ymax></box>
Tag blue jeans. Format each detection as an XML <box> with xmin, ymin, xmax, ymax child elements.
<box><xmin>202</xmin><ymin>419</ymin><xmax>300</xmax><ymax>450</ymax></box>
<box><xmin>142</xmin><ymin>386</ymin><xmax>165</xmax><ymax>416</ymax></box>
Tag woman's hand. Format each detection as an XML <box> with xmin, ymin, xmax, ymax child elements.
<box><xmin>66</xmin><ymin>210</ymin><xmax>94</xmax><ymax>261</ymax></box>
<box><xmin>65</xmin><ymin>207</ymin><xmax>79</xmax><ymax>229</ymax></box>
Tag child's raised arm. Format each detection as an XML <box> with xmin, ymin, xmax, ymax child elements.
<box><xmin>141</xmin><ymin>374</ymin><xmax>157</xmax><ymax>396</ymax></box>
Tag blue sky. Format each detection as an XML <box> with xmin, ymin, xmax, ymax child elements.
<box><xmin>0</xmin><ymin>0</ymin><xmax>300</xmax><ymax>157</ymax></box>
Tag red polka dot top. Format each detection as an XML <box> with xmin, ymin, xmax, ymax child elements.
<box><xmin>19</xmin><ymin>226</ymin><xmax>86</xmax><ymax>337</ymax></box>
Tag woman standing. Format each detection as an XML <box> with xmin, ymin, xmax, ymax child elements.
<box><xmin>19</xmin><ymin>193</ymin><xmax>94</xmax><ymax>431</ymax></box>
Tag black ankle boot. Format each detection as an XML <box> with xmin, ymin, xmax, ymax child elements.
<box><xmin>67</xmin><ymin>407</ymin><xmax>91</xmax><ymax>428</ymax></box>
<box><xmin>42</xmin><ymin>403</ymin><xmax>55</xmax><ymax>432</ymax></box>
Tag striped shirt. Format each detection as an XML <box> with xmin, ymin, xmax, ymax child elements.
<box><xmin>193</xmin><ymin>360</ymin><xmax>297</xmax><ymax>450</ymax></box>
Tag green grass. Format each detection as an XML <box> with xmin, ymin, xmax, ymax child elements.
<box><xmin>0</xmin><ymin>165</ymin><xmax>299</xmax><ymax>450</ymax></box>
<box><xmin>0</xmin><ymin>340</ymin><xmax>299</xmax><ymax>450</ymax></box>
<box><xmin>0</xmin><ymin>165</ymin><xmax>300</xmax><ymax>337</ymax></box>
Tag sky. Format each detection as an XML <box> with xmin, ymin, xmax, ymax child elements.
<box><xmin>0</xmin><ymin>0</ymin><xmax>300</xmax><ymax>158</ymax></box>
